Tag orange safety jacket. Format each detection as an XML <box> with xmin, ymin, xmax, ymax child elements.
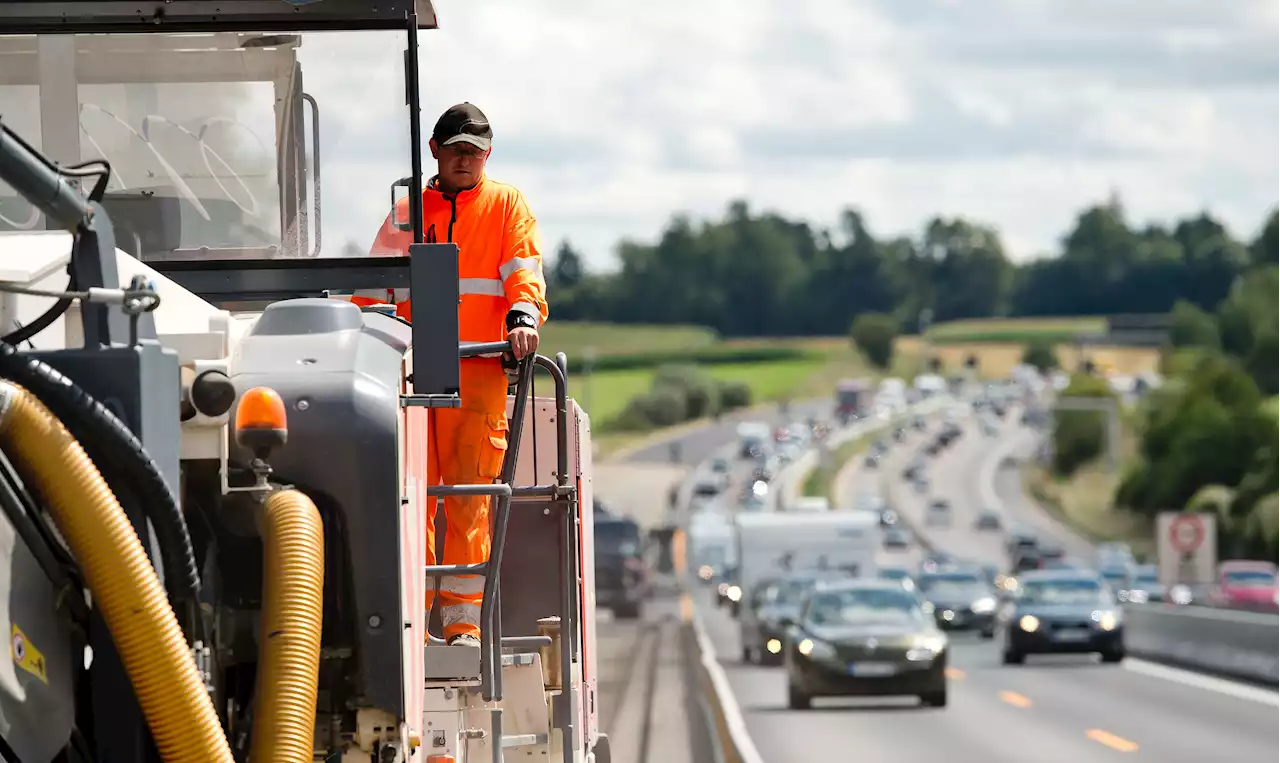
<box><xmin>350</xmin><ymin>174</ymin><xmax>548</xmax><ymax>342</ymax></box>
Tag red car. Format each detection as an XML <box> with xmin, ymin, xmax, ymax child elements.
<box><xmin>1210</xmin><ymin>560</ymin><xmax>1279</xmax><ymax>612</ymax></box>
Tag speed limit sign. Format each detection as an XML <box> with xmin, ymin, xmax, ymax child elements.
<box><xmin>1157</xmin><ymin>512</ymin><xmax>1217</xmax><ymax>587</ymax></box>
<box><xmin>1169</xmin><ymin>514</ymin><xmax>1205</xmax><ymax>554</ymax></box>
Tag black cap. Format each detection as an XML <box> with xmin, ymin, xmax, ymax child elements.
<box><xmin>432</xmin><ymin>102</ymin><xmax>492</xmax><ymax>151</ymax></box>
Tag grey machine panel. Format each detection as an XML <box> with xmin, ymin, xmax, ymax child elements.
<box><xmin>230</xmin><ymin>298</ymin><xmax>411</xmax><ymax>715</ymax></box>
<box><xmin>0</xmin><ymin>507</ymin><xmax>79</xmax><ymax>763</ymax></box>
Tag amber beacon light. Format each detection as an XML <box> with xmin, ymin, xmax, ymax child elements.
<box><xmin>234</xmin><ymin>386</ymin><xmax>289</xmax><ymax>457</ymax></box>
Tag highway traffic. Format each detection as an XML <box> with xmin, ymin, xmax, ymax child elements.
<box><xmin>684</xmin><ymin>391</ymin><xmax>1278</xmax><ymax>763</ymax></box>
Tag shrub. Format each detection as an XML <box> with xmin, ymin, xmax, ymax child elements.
<box><xmin>719</xmin><ymin>380</ymin><xmax>752</xmax><ymax>410</ymax></box>
<box><xmin>1051</xmin><ymin>374</ymin><xmax>1112</xmax><ymax>476</ymax></box>
<box><xmin>849</xmin><ymin>313</ymin><xmax>898</xmax><ymax>370</ymax></box>
<box><xmin>1022</xmin><ymin>337</ymin><xmax>1058</xmax><ymax>372</ymax></box>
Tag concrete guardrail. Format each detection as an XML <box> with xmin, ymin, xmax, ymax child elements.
<box><xmin>1121</xmin><ymin>603</ymin><xmax>1280</xmax><ymax>685</ymax></box>
<box><xmin>989</xmin><ymin>423</ymin><xmax>1280</xmax><ymax>686</ymax></box>
<box><xmin>687</xmin><ymin>607</ymin><xmax>765</xmax><ymax>763</ymax></box>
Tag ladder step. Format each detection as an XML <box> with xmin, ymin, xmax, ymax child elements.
<box><xmin>502</xmin><ymin>733</ymin><xmax>547</xmax><ymax>748</ymax></box>
<box><xmin>501</xmin><ymin>653</ymin><xmax>536</xmax><ymax>667</ymax></box>
<box><xmin>423</xmin><ymin>643</ymin><xmax>481</xmax><ymax>681</ymax></box>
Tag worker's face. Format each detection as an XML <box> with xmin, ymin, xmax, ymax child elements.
<box><xmin>430</xmin><ymin>139</ymin><xmax>489</xmax><ymax>192</ymax></box>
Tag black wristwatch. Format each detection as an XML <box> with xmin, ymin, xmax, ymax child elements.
<box><xmin>506</xmin><ymin>311</ymin><xmax>538</xmax><ymax>331</ymax></box>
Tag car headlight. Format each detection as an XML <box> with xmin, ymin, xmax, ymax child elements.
<box><xmin>1018</xmin><ymin>615</ymin><xmax>1040</xmax><ymax>632</ymax></box>
<box><xmin>907</xmin><ymin>634</ymin><xmax>947</xmax><ymax>661</ymax></box>
<box><xmin>766</xmin><ymin>638</ymin><xmax>782</xmax><ymax>654</ymax></box>
<box><xmin>727</xmin><ymin>585</ymin><xmax>742</xmax><ymax>602</ymax></box>
<box><xmin>698</xmin><ymin>565</ymin><xmax>714</xmax><ymax>580</ymax></box>
<box><xmin>1092</xmin><ymin>610</ymin><xmax>1120</xmax><ymax>631</ymax></box>
<box><xmin>971</xmin><ymin>596</ymin><xmax>997</xmax><ymax>614</ymax></box>
<box><xmin>796</xmin><ymin>637</ymin><xmax>837</xmax><ymax>661</ymax></box>
<box><xmin>921</xmin><ymin>601</ymin><xmax>935</xmax><ymax>614</ymax></box>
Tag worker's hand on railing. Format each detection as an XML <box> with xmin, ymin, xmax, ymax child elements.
<box><xmin>507</xmin><ymin>325</ymin><xmax>539</xmax><ymax>360</ymax></box>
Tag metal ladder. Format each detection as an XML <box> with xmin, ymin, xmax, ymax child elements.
<box><xmin>418</xmin><ymin>341</ymin><xmax>580</xmax><ymax>763</ymax></box>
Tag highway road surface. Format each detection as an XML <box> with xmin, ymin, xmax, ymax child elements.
<box><xmin>593</xmin><ymin>399</ymin><xmax>818</xmax><ymax>762</ymax></box>
<box><xmin>693</xmin><ymin>405</ymin><xmax>1279</xmax><ymax>763</ymax></box>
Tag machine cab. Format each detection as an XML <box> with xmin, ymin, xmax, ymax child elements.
<box><xmin>0</xmin><ymin>3</ymin><xmax>601</xmax><ymax>762</ymax></box>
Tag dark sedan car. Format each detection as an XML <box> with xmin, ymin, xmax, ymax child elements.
<box><xmin>918</xmin><ymin>570</ymin><xmax>998</xmax><ymax>637</ymax></box>
<box><xmin>973</xmin><ymin>509</ymin><xmax>1002</xmax><ymax>531</ymax></box>
<box><xmin>783</xmin><ymin>580</ymin><xmax>948</xmax><ymax>709</ymax></box>
<box><xmin>741</xmin><ymin>573</ymin><xmax>826</xmax><ymax>665</ymax></box>
<box><xmin>882</xmin><ymin>526</ymin><xmax>912</xmax><ymax>551</ymax></box>
<box><xmin>999</xmin><ymin>571</ymin><xmax>1125</xmax><ymax>665</ymax></box>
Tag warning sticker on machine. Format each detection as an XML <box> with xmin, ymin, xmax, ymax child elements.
<box><xmin>11</xmin><ymin>624</ymin><xmax>48</xmax><ymax>684</ymax></box>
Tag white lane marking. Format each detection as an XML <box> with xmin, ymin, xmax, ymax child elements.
<box><xmin>1123</xmin><ymin>658</ymin><xmax>1280</xmax><ymax>706</ymax></box>
<box><xmin>691</xmin><ymin>606</ymin><xmax>767</xmax><ymax>763</ymax></box>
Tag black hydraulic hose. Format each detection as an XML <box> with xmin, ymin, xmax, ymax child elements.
<box><xmin>0</xmin><ymin>343</ymin><xmax>201</xmax><ymax>606</ymax></box>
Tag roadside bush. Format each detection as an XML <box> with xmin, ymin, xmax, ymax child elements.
<box><xmin>718</xmin><ymin>380</ymin><xmax>752</xmax><ymax>410</ymax></box>
<box><xmin>652</xmin><ymin>364</ymin><xmax>721</xmax><ymax>419</ymax></box>
<box><xmin>615</xmin><ymin>386</ymin><xmax>687</xmax><ymax>430</ymax></box>
<box><xmin>964</xmin><ymin>353</ymin><xmax>980</xmax><ymax>371</ymax></box>
<box><xmin>849</xmin><ymin>313</ymin><xmax>898</xmax><ymax>370</ymax></box>
<box><xmin>612</xmin><ymin>365</ymin><xmax>757</xmax><ymax>431</ymax></box>
<box><xmin>1051</xmin><ymin>374</ymin><xmax>1112</xmax><ymax>477</ymax></box>
<box><xmin>1021</xmin><ymin>337</ymin><xmax>1058</xmax><ymax>372</ymax></box>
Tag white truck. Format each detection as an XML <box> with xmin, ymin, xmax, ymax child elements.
<box><xmin>734</xmin><ymin>511</ymin><xmax>881</xmax><ymax>611</ymax></box>
<box><xmin>688</xmin><ymin>509</ymin><xmax>738</xmax><ymax>583</ymax></box>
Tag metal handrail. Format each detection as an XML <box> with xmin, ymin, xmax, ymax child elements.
<box><xmin>422</xmin><ymin>346</ymin><xmax>579</xmax><ymax>763</ymax></box>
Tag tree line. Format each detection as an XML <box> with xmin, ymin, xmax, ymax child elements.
<box><xmin>1046</xmin><ymin>265</ymin><xmax>1278</xmax><ymax>560</ymax></box>
<box><xmin>547</xmin><ymin>197</ymin><xmax>1278</xmax><ymax>337</ymax></box>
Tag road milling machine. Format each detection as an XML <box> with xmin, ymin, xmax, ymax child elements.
<box><xmin>0</xmin><ymin>3</ymin><xmax>608</xmax><ymax>762</ymax></box>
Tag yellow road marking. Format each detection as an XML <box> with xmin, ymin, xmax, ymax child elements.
<box><xmin>944</xmin><ymin>667</ymin><xmax>965</xmax><ymax>680</ymax></box>
<box><xmin>1087</xmin><ymin>729</ymin><xmax>1139</xmax><ymax>753</ymax></box>
<box><xmin>679</xmin><ymin>593</ymin><xmax>693</xmax><ymax>622</ymax></box>
<box><xmin>999</xmin><ymin>690</ymin><xmax>1032</xmax><ymax>708</ymax></box>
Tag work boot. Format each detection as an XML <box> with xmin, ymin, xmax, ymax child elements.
<box><xmin>448</xmin><ymin>633</ymin><xmax>480</xmax><ymax>648</ymax></box>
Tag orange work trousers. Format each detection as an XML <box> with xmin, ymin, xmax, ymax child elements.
<box><xmin>425</xmin><ymin>358</ymin><xmax>510</xmax><ymax>641</ymax></box>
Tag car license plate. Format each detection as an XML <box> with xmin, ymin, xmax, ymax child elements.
<box><xmin>848</xmin><ymin>662</ymin><xmax>897</xmax><ymax>677</ymax></box>
<box><xmin>1054</xmin><ymin>628</ymin><xmax>1090</xmax><ymax>642</ymax></box>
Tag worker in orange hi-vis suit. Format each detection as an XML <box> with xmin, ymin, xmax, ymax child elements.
<box><xmin>349</xmin><ymin>102</ymin><xmax>547</xmax><ymax>648</ymax></box>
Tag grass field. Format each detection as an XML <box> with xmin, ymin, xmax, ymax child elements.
<box><xmin>540</xmin><ymin>322</ymin><xmax>717</xmax><ymax>360</ymax></box>
<box><xmin>542</xmin><ymin>317</ymin><xmax>1159</xmax><ymax>451</ymax></box>
<box><xmin>579</xmin><ymin>357</ymin><xmax>835</xmax><ymax>428</ymax></box>
<box><xmin>925</xmin><ymin>316</ymin><xmax>1106</xmax><ymax>345</ymax></box>
<box><xmin>1022</xmin><ymin>419</ymin><xmax>1155</xmax><ymax>561</ymax></box>
<box><xmin>897</xmin><ymin>337</ymin><xmax>1161</xmax><ymax>378</ymax></box>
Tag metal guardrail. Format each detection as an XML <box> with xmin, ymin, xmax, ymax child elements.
<box><xmin>1121</xmin><ymin>603</ymin><xmax>1280</xmax><ymax>685</ymax></box>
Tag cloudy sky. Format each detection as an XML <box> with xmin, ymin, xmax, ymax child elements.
<box><xmin>394</xmin><ymin>0</ymin><xmax>1276</xmax><ymax>268</ymax></box>
<box><xmin>0</xmin><ymin>2</ymin><xmax>1273</xmax><ymax>267</ymax></box>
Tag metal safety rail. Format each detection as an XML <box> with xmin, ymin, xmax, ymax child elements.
<box><xmin>423</xmin><ymin>340</ymin><xmax>579</xmax><ymax>763</ymax></box>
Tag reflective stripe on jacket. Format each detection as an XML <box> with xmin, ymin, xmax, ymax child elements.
<box><xmin>351</xmin><ymin>174</ymin><xmax>548</xmax><ymax>340</ymax></box>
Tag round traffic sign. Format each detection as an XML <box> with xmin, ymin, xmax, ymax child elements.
<box><xmin>1169</xmin><ymin>514</ymin><xmax>1205</xmax><ymax>554</ymax></box>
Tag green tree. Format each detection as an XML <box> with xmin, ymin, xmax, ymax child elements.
<box><xmin>849</xmin><ymin>313</ymin><xmax>898</xmax><ymax>370</ymax></box>
<box><xmin>1021</xmin><ymin>337</ymin><xmax>1058</xmax><ymax>372</ymax></box>
<box><xmin>548</xmin><ymin>240</ymin><xmax>585</xmax><ymax>290</ymax></box>
<box><xmin>1168</xmin><ymin>300</ymin><xmax>1220</xmax><ymax>349</ymax></box>
<box><xmin>1051</xmin><ymin>374</ymin><xmax>1113</xmax><ymax>476</ymax></box>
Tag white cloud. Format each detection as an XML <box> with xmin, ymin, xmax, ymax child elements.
<box><xmin>1</xmin><ymin>2</ymin><xmax>1272</xmax><ymax>268</ymax></box>
<box><xmin>407</xmin><ymin>0</ymin><xmax>1277</xmax><ymax>267</ymax></box>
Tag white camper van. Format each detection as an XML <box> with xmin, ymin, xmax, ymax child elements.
<box><xmin>734</xmin><ymin>511</ymin><xmax>881</xmax><ymax>612</ymax></box>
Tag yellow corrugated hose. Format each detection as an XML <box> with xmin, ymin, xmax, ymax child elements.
<box><xmin>0</xmin><ymin>381</ymin><xmax>235</xmax><ymax>762</ymax></box>
<box><xmin>249</xmin><ymin>488</ymin><xmax>325</xmax><ymax>763</ymax></box>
